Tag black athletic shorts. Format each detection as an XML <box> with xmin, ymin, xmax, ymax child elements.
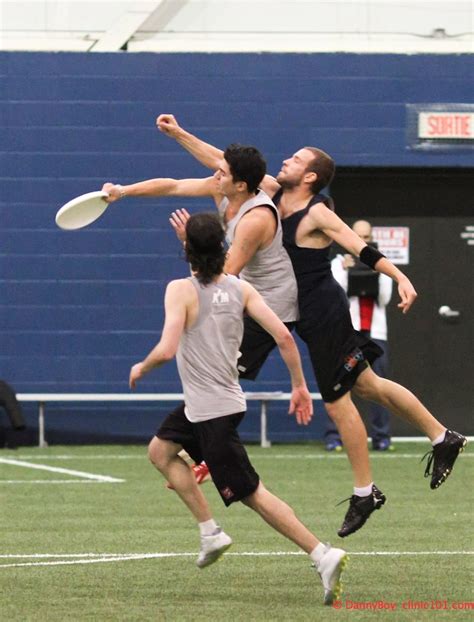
<box><xmin>296</xmin><ymin>314</ymin><xmax>383</xmax><ymax>403</ymax></box>
<box><xmin>237</xmin><ymin>315</ymin><xmax>296</xmax><ymax>380</ymax></box>
<box><xmin>156</xmin><ymin>404</ymin><xmax>260</xmax><ymax>506</ymax></box>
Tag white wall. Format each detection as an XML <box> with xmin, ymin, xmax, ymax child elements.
<box><xmin>0</xmin><ymin>0</ymin><xmax>472</xmax><ymax>52</ymax></box>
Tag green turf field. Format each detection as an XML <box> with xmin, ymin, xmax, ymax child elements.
<box><xmin>1</xmin><ymin>442</ymin><xmax>472</xmax><ymax>621</ymax></box>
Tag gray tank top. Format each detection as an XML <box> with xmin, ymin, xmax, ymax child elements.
<box><xmin>177</xmin><ymin>275</ymin><xmax>246</xmax><ymax>422</ymax></box>
<box><xmin>218</xmin><ymin>190</ymin><xmax>298</xmax><ymax>322</ymax></box>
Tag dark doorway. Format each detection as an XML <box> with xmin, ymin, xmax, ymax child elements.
<box><xmin>332</xmin><ymin>167</ymin><xmax>474</xmax><ymax>435</ymax></box>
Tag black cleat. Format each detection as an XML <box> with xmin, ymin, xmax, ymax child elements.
<box><xmin>337</xmin><ymin>484</ymin><xmax>386</xmax><ymax>538</ymax></box>
<box><xmin>422</xmin><ymin>430</ymin><xmax>467</xmax><ymax>490</ymax></box>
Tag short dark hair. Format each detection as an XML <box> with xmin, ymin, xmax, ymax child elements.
<box><xmin>304</xmin><ymin>147</ymin><xmax>335</xmax><ymax>193</ymax></box>
<box><xmin>224</xmin><ymin>143</ymin><xmax>266</xmax><ymax>194</ymax></box>
<box><xmin>185</xmin><ymin>213</ymin><xmax>226</xmax><ymax>285</ymax></box>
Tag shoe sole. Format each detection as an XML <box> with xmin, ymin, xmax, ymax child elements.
<box><xmin>431</xmin><ymin>438</ymin><xmax>467</xmax><ymax>489</ymax></box>
<box><xmin>337</xmin><ymin>495</ymin><xmax>387</xmax><ymax>538</ymax></box>
<box><xmin>196</xmin><ymin>542</ymin><xmax>232</xmax><ymax>569</ymax></box>
<box><xmin>324</xmin><ymin>554</ymin><xmax>349</xmax><ymax>606</ymax></box>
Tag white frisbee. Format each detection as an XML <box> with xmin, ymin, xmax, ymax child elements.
<box><xmin>55</xmin><ymin>190</ymin><xmax>110</xmax><ymax>230</ymax></box>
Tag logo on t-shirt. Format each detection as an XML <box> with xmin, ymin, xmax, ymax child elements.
<box><xmin>212</xmin><ymin>289</ymin><xmax>230</xmax><ymax>305</ymax></box>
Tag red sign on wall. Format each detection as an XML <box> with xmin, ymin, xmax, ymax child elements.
<box><xmin>418</xmin><ymin>113</ymin><xmax>473</xmax><ymax>139</ymax></box>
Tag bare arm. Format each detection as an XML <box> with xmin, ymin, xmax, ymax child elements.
<box><xmin>224</xmin><ymin>207</ymin><xmax>275</xmax><ymax>275</ymax></box>
<box><xmin>102</xmin><ymin>176</ymin><xmax>220</xmax><ymax>204</ymax></box>
<box><xmin>129</xmin><ymin>280</ymin><xmax>189</xmax><ymax>388</ymax></box>
<box><xmin>241</xmin><ymin>282</ymin><xmax>313</xmax><ymax>425</ymax></box>
<box><xmin>309</xmin><ymin>203</ymin><xmax>417</xmax><ymax>313</ymax></box>
<box><xmin>157</xmin><ymin>114</ymin><xmax>282</xmax><ymax>198</ymax></box>
<box><xmin>157</xmin><ymin>114</ymin><xmax>224</xmax><ymax>171</ymax></box>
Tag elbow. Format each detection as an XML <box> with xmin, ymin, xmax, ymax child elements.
<box><xmin>160</xmin><ymin>349</ymin><xmax>176</xmax><ymax>363</ymax></box>
<box><xmin>276</xmin><ymin>329</ymin><xmax>295</xmax><ymax>351</ymax></box>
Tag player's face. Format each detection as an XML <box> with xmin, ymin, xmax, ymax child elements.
<box><xmin>214</xmin><ymin>158</ymin><xmax>240</xmax><ymax>196</ymax></box>
<box><xmin>276</xmin><ymin>149</ymin><xmax>315</xmax><ymax>188</ymax></box>
<box><xmin>353</xmin><ymin>222</ymin><xmax>372</xmax><ymax>242</ymax></box>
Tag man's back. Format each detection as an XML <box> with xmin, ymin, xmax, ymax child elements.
<box><xmin>177</xmin><ymin>275</ymin><xmax>246</xmax><ymax>422</ymax></box>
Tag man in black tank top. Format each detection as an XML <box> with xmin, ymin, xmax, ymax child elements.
<box><xmin>129</xmin><ymin>212</ymin><xmax>347</xmax><ymax>606</ymax></box>
<box><xmin>155</xmin><ymin>115</ymin><xmax>467</xmax><ymax>539</ymax></box>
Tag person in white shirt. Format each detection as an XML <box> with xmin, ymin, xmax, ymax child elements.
<box><xmin>328</xmin><ymin>220</ymin><xmax>393</xmax><ymax>451</ymax></box>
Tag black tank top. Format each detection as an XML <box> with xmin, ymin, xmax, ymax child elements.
<box><xmin>275</xmin><ymin>191</ymin><xmax>350</xmax><ymax>327</ymax></box>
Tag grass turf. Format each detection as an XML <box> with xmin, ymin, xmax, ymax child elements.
<box><xmin>0</xmin><ymin>442</ymin><xmax>472</xmax><ymax>621</ymax></box>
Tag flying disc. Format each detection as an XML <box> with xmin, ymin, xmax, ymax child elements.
<box><xmin>55</xmin><ymin>190</ymin><xmax>110</xmax><ymax>230</ymax></box>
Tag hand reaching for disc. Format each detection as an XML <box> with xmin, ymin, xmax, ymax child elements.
<box><xmin>169</xmin><ymin>208</ymin><xmax>191</xmax><ymax>242</ymax></box>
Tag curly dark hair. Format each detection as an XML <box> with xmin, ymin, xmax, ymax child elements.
<box><xmin>184</xmin><ymin>213</ymin><xmax>226</xmax><ymax>285</ymax></box>
<box><xmin>224</xmin><ymin>143</ymin><xmax>266</xmax><ymax>194</ymax></box>
<box><xmin>303</xmin><ymin>146</ymin><xmax>335</xmax><ymax>193</ymax></box>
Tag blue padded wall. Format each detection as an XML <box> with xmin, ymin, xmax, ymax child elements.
<box><xmin>1</xmin><ymin>52</ymin><xmax>472</xmax><ymax>441</ymax></box>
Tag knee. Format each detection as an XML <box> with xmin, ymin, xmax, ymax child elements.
<box><xmin>325</xmin><ymin>399</ymin><xmax>347</xmax><ymax>423</ymax></box>
<box><xmin>148</xmin><ymin>437</ymin><xmax>170</xmax><ymax>472</ymax></box>
<box><xmin>354</xmin><ymin>373</ymin><xmax>382</xmax><ymax>401</ymax></box>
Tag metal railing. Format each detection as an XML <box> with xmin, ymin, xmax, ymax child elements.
<box><xmin>17</xmin><ymin>392</ymin><xmax>322</xmax><ymax>449</ymax></box>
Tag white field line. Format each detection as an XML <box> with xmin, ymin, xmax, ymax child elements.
<box><xmin>0</xmin><ymin>480</ymin><xmax>122</xmax><ymax>484</ymax></box>
<box><xmin>0</xmin><ymin>550</ymin><xmax>472</xmax><ymax>569</ymax></box>
<box><xmin>0</xmin><ymin>458</ymin><xmax>124</xmax><ymax>483</ymax></box>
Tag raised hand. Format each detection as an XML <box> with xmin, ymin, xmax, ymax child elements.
<box><xmin>156</xmin><ymin>114</ymin><xmax>182</xmax><ymax>138</ymax></box>
<box><xmin>169</xmin><ymin>208</ymin><xmax>191</xmax><ymax>242</ymax></box>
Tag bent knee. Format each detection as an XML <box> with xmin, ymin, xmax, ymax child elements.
<box><xmin>147</xmin><ymin>436</ymin><xmax>172</xmax><ymax>470</ymax></box>
<box><xmin>354</xmin><ymin>371</ymin><xmax>384</xmax><ymax>400</ymax></box>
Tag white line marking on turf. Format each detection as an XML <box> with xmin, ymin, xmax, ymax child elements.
<box><xmin>0</xmin><ymin>480</ymin><xmax>122</xmax><ymax>484</ymax></box>
<box><xmin>0</xmin><ymin>550</ymin><xmax>472</xmax><ymax>568</ymax></box>
<box><xmin>0</xmin><ymin>458</ymin><xmax>124</xmax><ymax>483</ymax></box>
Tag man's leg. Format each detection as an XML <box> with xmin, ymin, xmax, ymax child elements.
<box><xmin>242</xmin><ymin>482</ymin><xmax>347</xmax><ymax>606</ymax></box>
<box><xmin>353</xmin><ymin>367</ymin><xmax>467</xmax><ymax>488</ymax></box>
<box><xmin>149</xmin><ymin>436</ymin><xmax>232</xmax><ymax>567</ymax></box>
<box><xmin>353</xmin><ymin>366</ymin><xmax>445</xmax><ymax>440</ymax></box>
<box><xmin>325</xmin><ymin>392</ymin><xmax>372</xmax><ymax>488</ymax></box>
<box><xmin>149</xmin><ymin>436</ymin><xmax>212</xmax><ymax>522</ymax></box>
<box><xmin>324</xmin><ymin>392</ymin><xmax>386</xmax><ymax>537</ymax></box>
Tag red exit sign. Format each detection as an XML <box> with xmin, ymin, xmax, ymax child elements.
<box><xmin>418</xmin><ymin>112</ymin><xmax>474</xmax><ymax>139</ymax></box>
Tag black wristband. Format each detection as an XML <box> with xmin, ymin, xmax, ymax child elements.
<box><xmin>359</xmin><ymin>245</ymin><xmax>385</xmax><ymax>269</ymax></box>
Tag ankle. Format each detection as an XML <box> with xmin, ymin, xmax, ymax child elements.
<box><xmin>199</xmin><ymin>518</ymin><xmax>218</xmax><ymax>536</ymax></box>
<box><xmin>354</xmin><ymin>482</ymin><xmax>374</xmax><ymax>497</ymax></box>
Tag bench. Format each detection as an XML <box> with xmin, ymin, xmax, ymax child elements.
<box><xmin>17</xmin><ymin>392</ymin><xmax>322</xmax><ymax>449</ymax></box>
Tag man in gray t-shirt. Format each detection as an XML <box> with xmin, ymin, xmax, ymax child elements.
<box><xmin>129</xmin><ymin>212</ymin><xmax>347</xmax><ymax>607</ymax></box>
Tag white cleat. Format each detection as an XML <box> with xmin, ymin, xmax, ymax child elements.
<box><xmin>315</xmin><ymin>544</ymin><xmax>348</xmax><ymax>605</ymax></box>
<box><xmin>196</xmin><ymin>529</ymin><xmax>232</xmax><ymax>569</ymax></box>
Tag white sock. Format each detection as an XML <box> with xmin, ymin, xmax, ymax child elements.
<box><xmin>354</xmin><ymin>483</ymin><xmax>373</xmax><ymax>497</ymax></box>
<box><xmin>199</xmin><ymin>519</ymin><xmax>219</xmax><ymax>537</ymax></box>
<box><xmin>432</xmin><ymin>430</ymin><xmax>447</xmax><ymax>446</ymax></box>
<box><xmin>309</xmin><ymin>542</ymin><xmax>327</xmax><ymax>566</ymax></box>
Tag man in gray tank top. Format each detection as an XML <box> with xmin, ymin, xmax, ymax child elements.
<box><xmin>129</xmin><ymin>212</ymin><xmax>347</xmax><ymax>606</ymax></box>
<box><xmin>102</xmin><ymin>144</ymin><xmax>298</xmax><ymax>381</ymax></box>
<box><xmin>102</xmin><ymin>142</ymin><xmax>302</xmax><ymax>490</ymax></box>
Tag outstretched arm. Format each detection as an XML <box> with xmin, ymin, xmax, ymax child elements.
<box><xmin>308</xmin><ymin>203</ymin><xmax>417</xmax><ymax>313</ymax></box>
<box><xmin>241</xmin><ymin>282</ymin><xmax>313</xmax><ymax>425</ymax></box>
<box><xmin>102</xmin><ymin>176</ymin><xmax>218</xmax><ymax>204</ymax></box>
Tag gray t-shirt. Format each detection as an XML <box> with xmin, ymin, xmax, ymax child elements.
<box><xmin>177</xmin><ymin>275</ymin><xmax>247</xmax><ymax>422</ymax></box>
<box><xmin>218</xmin><ymin>190</ymin><xmax>299</xmax><ymax>322</ymax></box>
